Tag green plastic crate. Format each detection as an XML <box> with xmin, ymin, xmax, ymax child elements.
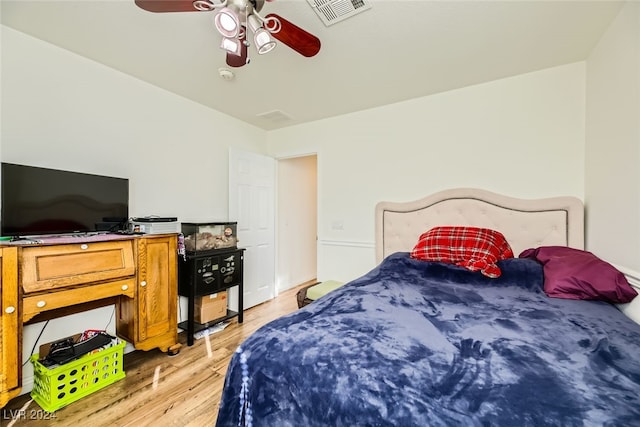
<box><xmin>30</xmin><ymin>339</ymin><xmax>126</xmax><ymax>413</ymax></box>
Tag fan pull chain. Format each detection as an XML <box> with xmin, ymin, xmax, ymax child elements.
<box><xmin>244</xmin><ymin>4</ymin><xmax>251</xmax><ymax>64</ymax></box>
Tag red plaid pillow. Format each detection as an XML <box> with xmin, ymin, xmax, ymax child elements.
<box><xmin>410</xmin><ymin>226</ymin><xmax>514</xmax><ymax>278</ymax></box>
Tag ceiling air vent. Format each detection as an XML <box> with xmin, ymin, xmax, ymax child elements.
<box><xmin>307</xmin><ymin>0</ymin><xmax>372</xmax><ymax>26</ymax></box>
<box><xmin>257</xmin><ymin>110</ymin><xmax>294</xmax><ymax>123</ymax></box>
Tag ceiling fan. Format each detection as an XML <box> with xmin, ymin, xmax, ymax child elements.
<box><xmin>135</xmin><ymin>0</ymin><xmax>321</xmax><ymax>68</ymax></box>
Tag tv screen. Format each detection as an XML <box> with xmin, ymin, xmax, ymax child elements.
<box><xmin>1</xmin><ymin>162</ymin><xmax>129</xmax><ymax>237</ymax></box>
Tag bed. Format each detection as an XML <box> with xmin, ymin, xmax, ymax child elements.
<box><xmin>216</xmin><ymin>188</ymin><xmax>640</xmax><ymax>426</ymax></box>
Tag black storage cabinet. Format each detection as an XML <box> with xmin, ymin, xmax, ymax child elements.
<box><xmin>178</xmin><ymin>247</ymin><xmax>245</xmax><ymax>346</ymax></box>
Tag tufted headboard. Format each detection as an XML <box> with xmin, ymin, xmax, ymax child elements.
<box><xmin>375</xmin><ymin>188</ymin><xmax>584</xmax><ymax>264</ymax></box>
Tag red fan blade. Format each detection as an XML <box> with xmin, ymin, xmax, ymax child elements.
<box><xmin>226</xmin><ymin>36</ymin><xmax>249</xmax><ymax>68</ymax></box>
<box><xmin>135</xmin><ymin>0</ymin><xmax>201</xmax><ymax>13</ymax></box>
<box><xmin>265</xmin><ymin>13</ymin><xmax>321</xmax><ymax>58</ymax></box>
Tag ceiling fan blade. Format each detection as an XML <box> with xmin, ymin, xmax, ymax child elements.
<box><xmin>226</xmin><ymin>47</ymin><xmax>248</xmax><ymax>68</ymax></box>
<box><xmin>135</xmin><ymin>0</ymin><xmax>200</xmax><ymax>13</ymax></box>
<box><xmin>226</xmin><ymin>33</ymin><xmax>248</xmax><ymax>68</ymax></box>
<box><xmin>265</xmin><ymin>13</ymin><xmax>321</xmax><ymax>58</ymax></box>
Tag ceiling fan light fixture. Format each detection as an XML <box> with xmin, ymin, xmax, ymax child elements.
<box><xmin>247</xmin><ymin>14</ymin><xmax>275</xmax><ymax>54</ymax></box>
<box><xmin>192</xmin><ymin>0</ymin><xmax>218</xmax><ymax>12</ymax></box>
<box><xmin>214</xmin><ymin>7</ymin><xmax>240</xmax><ymax>38</ymax></box>
<box><xmin>254</xmin><ymin>29</ymin><xmax>276</xmax><ymax>54</ymax></box>
<box><xmin>247</xmin><ymin>14</ymin><xmax>262</xmax><ymax>33</ymax></box>
<box><xmin>220</xmin><ymin>37</ymin><xmax>242</xmax><ymax>56</ymax></box>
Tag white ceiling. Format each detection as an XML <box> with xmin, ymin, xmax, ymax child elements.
<box><xmin>1</xmin><ymin>0</ymin><xmax>624</xmax><ymax>130</ymax></box>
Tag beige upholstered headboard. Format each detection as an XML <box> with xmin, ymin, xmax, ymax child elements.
<box><xmin>375</xmin><ymin>188</ymin><xmax>584</xmax><ymax>264</ymax></box>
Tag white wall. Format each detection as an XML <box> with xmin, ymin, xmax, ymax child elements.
<box><xmin>585</xmin><ymin>2</ymin><xmax>640</xmax><ymax>274</ymax></box>
<box><xmin>276</xmin><ymin>155</ymin><xmax>317</xmax><ymax>292</ymax></box>
<box><xmin>2</xmin><ymin>26</ymin><xmax>267</xmax><ymax>222</ymax></box>
<box><xmin>267</xmin><ymin>62</ymin><xmax>587</xmax><ymax>282</ymax></box>
<box><xmin>1</xmin><ymin>26</ymin><xmax>267</xmax><ymax>392</ymax></box>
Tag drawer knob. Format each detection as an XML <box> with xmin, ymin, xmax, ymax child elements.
<box><xmin>5</xmin><ymin>306</ymin><xmax>15</xmax><ymax>314</ymax></box>
<box><xmin>140</xmin><ymin>281</ymin><xmax>147</xmax><ymax>287</ymax></box>
<box><xmin>121</xmin><ymin>284</ymin><xmax>129</xmax><ymax>291</ymax></box>
<box><xmin>36</xmin><ymin>300</ymin><xmax>47</xmax><ymax>308</ymax></box>
<box><xmin>80</xmin><ymin>244</ymin><xmax>89</xmax><ymax>250</ymax></box>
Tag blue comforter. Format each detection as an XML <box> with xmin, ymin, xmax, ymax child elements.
<box><xmin>216</xmin><ymin>253</ymin><xmax>640</xmax><ymax>426</ymax></box>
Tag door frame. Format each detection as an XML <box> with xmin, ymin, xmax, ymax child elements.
<box><xmin>275</xmin><ymin>152</ymin><xmax>318</xmax><ymax>295</ymax></box>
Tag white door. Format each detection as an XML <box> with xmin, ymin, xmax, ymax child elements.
<box><xmin>229</xmin><ymin>148</ymin><xmax>276</xmax><ymax>309</ymax></box>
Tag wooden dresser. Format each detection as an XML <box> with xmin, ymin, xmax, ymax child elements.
<box><xmin>0</xmin><ymin>234</ymin><xmax>181</xmax><ymax>407</ymax></box>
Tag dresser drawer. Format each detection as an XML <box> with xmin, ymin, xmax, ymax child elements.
<box><xmin>21</xmin><ymin>240</ymin><xmax>135</xmax><ymax>293</ymax></box>
<box><xmin>22</xmin><ymin>278</ymin><xmax>136</xmax><ymax>321</ymax></box>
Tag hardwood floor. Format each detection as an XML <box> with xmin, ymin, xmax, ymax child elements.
<box><xmin>2</xmin><ymin>283</ymin><xmax>310</xmax><ymax>426</ymax></box>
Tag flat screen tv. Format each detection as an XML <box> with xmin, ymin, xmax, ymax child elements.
<box><xmin>1</xmin><ymin>162</ymin><xmax>129</xmax><ymax>237</ymax></box>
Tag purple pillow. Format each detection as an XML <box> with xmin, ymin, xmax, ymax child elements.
<box><xmin>519</xmin><ymin>246</ymin><xmax>637</xmax><ymax>304</ymax></box>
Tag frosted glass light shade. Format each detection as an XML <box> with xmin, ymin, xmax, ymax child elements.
<box><xmin>214</xmin><ymin>8</ymin><xmax>240</xmax><ymax>38</ymax></box>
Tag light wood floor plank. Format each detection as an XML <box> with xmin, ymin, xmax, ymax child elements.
<box><xmin>1</xmin><ymin>283</ymin><xmax>309</xmax><ymax>426</ymax></box>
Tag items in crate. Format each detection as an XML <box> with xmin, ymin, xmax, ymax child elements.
<box><xmin>39</xmin><ymin>331</ymin><xmax>115</xmax><ymax>367</ymax></box>
<box><xmin>31</xmin><ymin>334</ymin><xmax>126</xmax><ymax>413</ymax></box>
<box><xmin>182</xmin><ymin>222</ymin><xmax>238</xmax><ymax>252</ymax></box>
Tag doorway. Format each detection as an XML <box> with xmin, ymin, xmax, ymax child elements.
<box><xmin>276</xmin><ymin>154</ymin><xmax>318</xmax><ymax>293</ymax></box>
